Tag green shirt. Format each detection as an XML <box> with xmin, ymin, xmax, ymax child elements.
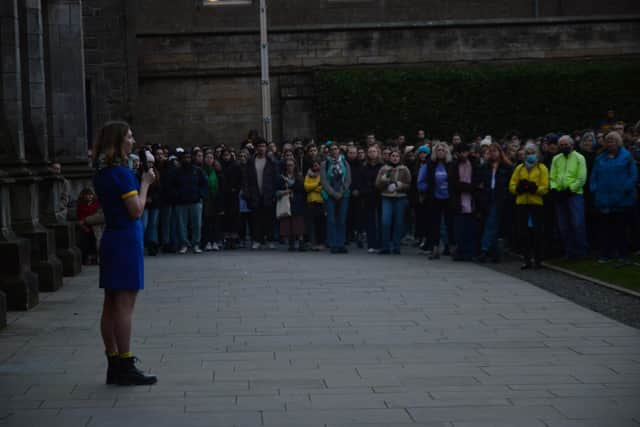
<box><xmin>549</xmin><ymin>150</ymin><xmax>587</xmax><ymax>194</ymax></box>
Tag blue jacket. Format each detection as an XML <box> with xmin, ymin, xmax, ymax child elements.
<box><xmin>589</xmin><ymin>147</ymin><xmax>638</xmax><ymax>213</ymax></box>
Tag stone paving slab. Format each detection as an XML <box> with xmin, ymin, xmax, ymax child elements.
<box><xmin>1</xmin><ymin>249</ymin><xmax>640</xmax><ymax>426</ymax></box>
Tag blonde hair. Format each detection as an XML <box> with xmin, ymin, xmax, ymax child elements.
<box><xmin>430</xmin><ymin>141</ymin><xmax>452</xmax><ymax>163</ymax></box>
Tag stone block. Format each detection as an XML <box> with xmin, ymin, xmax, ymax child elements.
<box><xmin>50</xmin><ymin>223</ymin><xmax>81</xmax><ymax>277</ymax></box>
<box><xmin>0</xmin><ymin>238</ymin><xmax>39</xmax><ymax>310</ymax></box>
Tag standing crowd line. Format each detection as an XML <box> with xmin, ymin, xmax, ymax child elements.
<box><xmin>70</xmin><ymin>114</ymin><xmax>640</xmax><ymax>269</ymax></box>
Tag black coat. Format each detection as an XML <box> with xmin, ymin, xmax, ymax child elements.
<box><xmin>243</xmin><ymin>156</ymin><xmax>278</xmax><ymax>209</ymax></box>
<box><xmin>170</xmin><ymin>164</ymin><xmax>208</xmax><ymax>205</ymax></box>
<box><xmin>359</xmin><ymin>162</ymin><xmax>382</xmax><ymax>209</ymax></box>
<box><xmin>448</xmin><ymin>160</ymin><xmax>479</xmax><ymax>215</ymax></box>
<box><xmin>475</xmin><ymin>163</ymin><xmax>513</xmax><ymax>215</ymax></box>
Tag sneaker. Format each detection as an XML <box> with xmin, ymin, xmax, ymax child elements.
<box><xmin>268</xmin><ymin>242</ymin><xmax>276</xmax><ymax>250</ymax></box>
<box><xmin>193</xmin><ymin>246</ymin><xmax>203</xmax><ymax>254</ymax></box>
<box><xmin>178</xmin><ymin>246</ymin><xmax>188</xmax><ymax>254</ymax></box>
<box><xmin>212</xmin><ymin>242</ymin><xmax>221</xmax><ymax>251</ymax></box>
<box><xmin>597</xmin><ymin>257</ymin><xmax>610</xmax><ymax>264</ymax></box>
<box><xmin>476</xmin><ymin>251</ymin><xmax>488</xmax><ymax>263</ymax></box>
<box><xmin>251</xmin><ymin>242</ymin><xmax>261</xmax><ymax>250</ymax></box>
<box><xmin>116</xmin><ymin>356</ymin><xmax>157</xmax><ymax>386</ymax></box>
<box><xmin>615</xmin><ymin>258</ymin><xmax>632</xmax><ymax>268</ymax></box>
<box><xmin>367</xmin><ymin>248</ymin><xmax>378</xmax><ymax>254</ymax></box>
<box><xmin>338</xmin><ymin>246</ymin><xmax>348</xmax><ymax>254</ymax></box>
<box><xmin>392</xmin><ymin>249</ymin><xmax>401</xmax><ymax>255</ymax></box>
<box><xmin>204</xmin><ymin>242</ymin><xmax>213</xmax><ymax>251</ymax></box>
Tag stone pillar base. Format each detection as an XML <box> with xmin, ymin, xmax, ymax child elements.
<box><xmin>0</xmin><ymin>239</ymin><xmax>39</xmax><ymax>310</ymax></box>
<box><xmin>48</xmin><ymin>223</ymin><xmax>82</xmax><ymax>277</ymax></box>
<box><xmin>17</xmin><ymin>227</ymin><xmax>63</xmax><ymax>292</ymax></box>
<box><xmin>0</xmin><ymin>291</ymin><xmax>6</xmax><ymax>328</ymax></box>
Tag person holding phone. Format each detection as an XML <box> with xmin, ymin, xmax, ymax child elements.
<box><xmin>92</xmin><ymin>121</ymin><xmax>158</xmax><ymax>386</ymax></box>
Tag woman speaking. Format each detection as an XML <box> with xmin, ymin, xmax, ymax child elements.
<box><xmin>92</xmin><ymin>121</ymin><xmax>157</xmax><ymax>386</ymax></box>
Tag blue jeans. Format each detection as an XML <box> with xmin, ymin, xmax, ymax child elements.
<box><xmin>175</xmin><ymin>202</ymin><xmax>203</xmax><ymax>248</ymax></box>
<box><xmin>160</xmin><ymin>205</ymin><xmax>173</xmax><ymax>247</ymax></box>
<box><xmin>481</xmin><ymin>201</ymin><xmax>500</xmax><ymax>254</ymax></box>
<box><xmin>324</xmin><ymin>196</ymin><xmax>349</xmax><ymax>249</ymax></box>
<box><xmin>365</xmin><ymin>203</ymin><xmax>381</xmax><ymax>250</ymax></box>
<box><xmin>381</xmin><ymin>197</ymin><xmax>408</xmax><ymax>251</ymax></box>
<box><xmin>146</xmin><ymin>208</ymin><xmax>160</xmax><ymax>245</ymax></box>
<box><xmin>556</xmin><ymin>194</ymin><xmax>587</xmax><ymax>258</ymax></box>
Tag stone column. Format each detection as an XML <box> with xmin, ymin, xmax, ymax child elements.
<box><xmin>0</xmin><ymin>171</ymin><xmax>39</xmax><ymax>310</ymax></box>
<box><xmin>20</xmin><ymin>0</ymin><xmax>82</xmax><ymax>276</ymax></box>
<box><xmin>1</xmin><ymin>0</ymin><xmax>63</xmax><ymax>294</ymax></box>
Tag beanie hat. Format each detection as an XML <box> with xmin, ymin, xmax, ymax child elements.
<box><xmin>417</xmin><ymin>145</ymin><xmax>431</xmax><ymax>156</ymax></box>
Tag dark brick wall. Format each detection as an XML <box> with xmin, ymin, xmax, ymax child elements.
<box><xmin>135</xmin><ymin>0</ymin><xmax>639</xmax><ymax>34</ymax></box>
<box><xmin>82</xmin><ymin>0</ymin><xmax>137</xmax><ymax>142</ymax></box>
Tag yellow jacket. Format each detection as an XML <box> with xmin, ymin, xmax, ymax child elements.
<box><xmin>304</xmin><ymin>173</ymin><xmax>323</xmax><ymax>204</ymax></box>
<box><xmin>509</xmin><ymin>163</ymin><xmax>549</xmax><ymax>205</ymax></box>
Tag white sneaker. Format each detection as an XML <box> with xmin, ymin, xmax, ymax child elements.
<box><xmin>193</xmin><ymin>246</ymin><xmax>203</xmax><ymax>254</ymax></box>
<box><xmin>367</xmin><ymin>248</ymin><xmax>378</xmax><ymax>254</ymax></box>
<box><xmin>204</xmin><ymin>242</ymin><xmax>213</xmax><ymax>251</ymax></box>
<box><xmin>251</xmin><ymin>242</ymin><xmax>261</xmax><ymax>250</ymax></box>
<box><xmin>211</xmin><ymin>242</ymin><xmax>221</xmax><ymax>251</ymax></box>
<box><xmin>268</xmin><ymin>242</ymin><xmax>276</xmax><ymax>250</ymax></box>
<box><xmin>178</xmin><ymin>246</ymin><xmax>188</xmax><ymax>254</ymax></box>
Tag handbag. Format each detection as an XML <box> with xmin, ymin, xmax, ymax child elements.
<box><xmin>276</xmin><ymin>193</ymin><xmax>291</xmax><ymax>218</ymax></box>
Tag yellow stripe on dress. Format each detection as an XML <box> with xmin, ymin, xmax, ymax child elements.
<box><xmin>121</xmin><ymin>190</ymin><xmax>139</xmax><ymax>200</ymax></box>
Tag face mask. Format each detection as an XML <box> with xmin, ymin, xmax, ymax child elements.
<box><xmin>525</xmin><ymin>154</ymin><xmax>537</xmax><ymax>165</ymax></box>
<box><xmin>560</xmin><ymin>146</ymin><xmax>571</xmax><ymax>155</ymax></box>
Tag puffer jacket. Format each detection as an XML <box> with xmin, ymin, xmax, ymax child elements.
<box><xmin>590</xmin><ymin>147</ymin><xmax>638</xmax><ymax>213</ymax></box>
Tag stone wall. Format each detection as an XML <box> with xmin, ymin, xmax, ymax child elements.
<box><xmin>135</xmin><ymin>17</ymin><xmax>640</xmax><ymax>146</ymax></box>
<box><xmin>82</xmin><ymin>0</ymin><xmax>137</xmax><ymax>143</ymax></box>
<box><xmin>135</xmin><ymin>0</ymin><xmax>639</xmax><ymax>34</ymax></box>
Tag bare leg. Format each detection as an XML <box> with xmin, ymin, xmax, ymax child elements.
<box><xmin>101</xmin><ymin>292</ymin><xmax>118</xmax><ymax>354</ymax></box>
<box><xmin>113</xmin><ymin>291</ymin><xmax>138</xmax><ymax>354</ymax></box>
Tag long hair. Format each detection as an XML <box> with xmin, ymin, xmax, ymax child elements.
<box><xmin>92</xmin><ymin>121</ymin><xmax>130</xmax><ymax>166</ymax></box>
<box><xmin>488</xmin><ymin>142</ymin><xmax>512</xmax><ymax>167</ymax></box>
<box><xmin>430</xmin><ymin>141</ymin><xmax>452</xmax><ymax>163</ymax></box>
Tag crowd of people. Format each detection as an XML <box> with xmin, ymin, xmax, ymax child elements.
<box><xmin>75</xmin><ymin>111</ymin><xmax>640</xmax><ymax>269</ymax></box>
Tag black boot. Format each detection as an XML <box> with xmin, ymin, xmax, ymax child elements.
<box><xmin>106</xmin><ymin>353</ymin><xmax>119</xmax><ymax>385</ymax></box>
<box><xmin>116</xmin><ymin>357</ymin><xmax>158</xmax><ymax>386</ymax></box>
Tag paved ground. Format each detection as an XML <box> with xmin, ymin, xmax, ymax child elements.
<box><xmin>1</xmin><ymin>249</ymin><xmax>640</xmax><ymax>427</ymax></box>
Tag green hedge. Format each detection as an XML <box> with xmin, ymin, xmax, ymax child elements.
<box><xmin>314</xmin><ymin>60</ymin><xmax>640</xmax><ymax>142</ymax></box>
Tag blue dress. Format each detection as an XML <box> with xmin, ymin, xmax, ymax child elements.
<box><xmin>93</xmin><ymin>166</ymin><xmax>144</xmax><ymax>291</ymax></box>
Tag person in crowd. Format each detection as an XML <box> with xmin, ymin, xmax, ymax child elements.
<box><xmin>52</xmin><ymin>162</ymin><xmax>72</xmax><ymax>221</ymax></box>
<box><xmin>425</xmin><ymin>141</ymin><xmax>453</xmax><ymax>259</ymax></box>
<box><xmin>143</xmin><ymin>151</ymin><xmax>162</xmax><ymax>256</ymax></box>
<box><xmin>346</xmin><ymin>145</ymin><xmax>363</xmax><ymax>247</ymax></box>
<box><xmin>304</xmin><ymin>158</ymin><xmax>326</xmax><ymax>251</ymax></box>
<box><xmin>192</xmin><ymin>148</ymin><xmax>204</xmax><ymax>168</ymax></box>
<box><xmin>579</xmin><ymin>131</ymin><xmax>598</xmax><ymax>247</ymax></box>
<box><xmin>243</xmin><ymin>138</ymin><xmax>278</xmax><ymax>249</ymax></box>
<box><xmin>219</xmin><ymin>148</ymin><xmax>243</xmax><ymax>249</ymax></box>
<box><xmin>376</xmin><ymin>149</ymin><xmax>411</xmax><ymax>254</ymax></box>
<box><xmin>241</xmin><ymin>129</ymin><xmax>259</xmax><ymax>151</ymax></box>
<box><xmin>237</xmin><ymin>149</ymin><xmax>253</xmax><ymax>248</ymax></box>
<box><xmin>360</xmin><ymin>145</ymin><xmax>383</xmax><ymax>253</ymax></box>
<box><xmin>381</xmin><ymin>147</ymin><xmax>391</xmax><ymax>163</ymax></box>
<box><xmin>549</xmin><ymin>135</ymin><xmax>588</xmax><ymax>260</ymax></box>
<box><xmin>477</xmin><ymin>143</ymin><xmax>513</xmax><ymax>262</ymax></box>
<box><xmin>509</xmin><ymin>143</ymin><xmax>549</xmax><ymax>269</ymax></box>
<box><xmin>303</xmin><ymin>142</ymin><xmax>319</xmax><ymax>174</ymax></box>
<box><xmin>415</xmin><ymin>145</ymin><xmax>431</xmax><ymax>251</ymax></box>
<box><xmin>201</xmin><ymin>149</ymin><xmax>221</xmax><ymax>251</ymax></box>
<box><xmin>76</xmin><ymin>187</ymin><xmax>101</xmax><ymax>265</ymax></box>
<box><xmin>92</xmin><ymin>121</ymin><xmax>157</xmax><ymax>386</ymax></box>
<box><xmin>277</xmin><ymin>158</ymin><xmax>306</xmax><ymax>251</ymax></box>
<box><xmin>589</xmin><ymin>131</ymin><xmax>638</xmax><ymax>265</ymax></box>
<box><xmin>171</xmin><ymin>150</ymin><xmax>208</xmax><ymax>254</ymax></box>
<box><xmin>158</xmin><ymin>148</ymin><xmax>179</xmax><ymax>253</ymax></box>
<box><xmin>449</xmin><ymin>143</ymin><xmax>478</xmax><ymax>261</ymax></box>
<box><xmin>357</xmin><ymin>147</ymin><xmax>366</xmax><ymax>163</ymax></box>
<box><xmin>597</xmin><ymin>109</ymin><xmax>617</xmax><ymax>134</ymax></box>
<box><xmin>320</xmin><ymin>141</ymin><xmax>352</xmax><ymax>254</ymax></box>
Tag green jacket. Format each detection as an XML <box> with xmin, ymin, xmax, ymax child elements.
<box><xmin>549</xmin><ymin>150</ymin><xmax>587</xmax><ymax>194</ymax></box>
